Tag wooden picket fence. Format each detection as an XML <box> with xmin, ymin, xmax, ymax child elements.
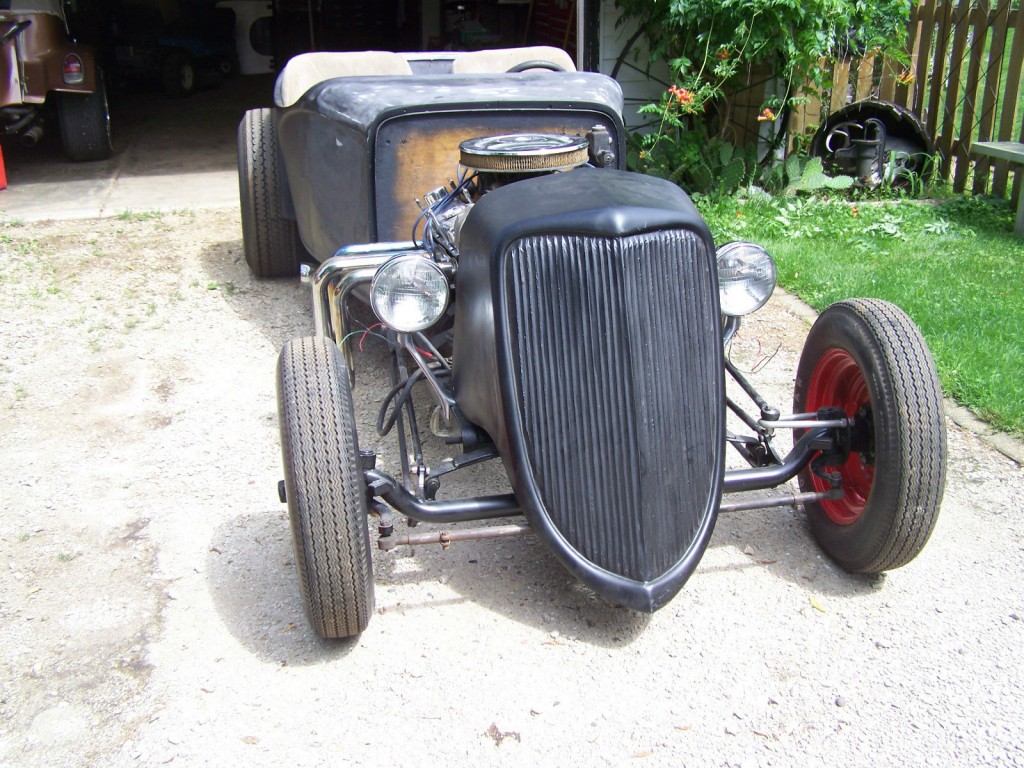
<box><xmin>789</xmin><ymin>0</ymin><xmax>1024</xmax><ymax>200</ymax></box>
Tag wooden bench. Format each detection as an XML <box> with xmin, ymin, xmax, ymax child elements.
<box><xmin>971</xmin><ymin>141</ymin><xmax>1024</xmax><ymax>236</ymax></box>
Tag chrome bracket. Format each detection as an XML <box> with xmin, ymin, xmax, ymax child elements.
<box><xmin>311</xmin><ymin>241</ymin><xmax>425</xmax><ymax>372</ymax></box>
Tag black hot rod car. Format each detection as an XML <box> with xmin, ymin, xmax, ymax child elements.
<box><xmin>237</xmin><ymin>47</ymin><xmax>946</xmax><ymax>639</ymax></box>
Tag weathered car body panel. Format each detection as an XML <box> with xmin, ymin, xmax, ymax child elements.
<box><xmin>454</xmin><ymin>169</ymin><xmax>724</xmax><ymax>610</ymax></box>
<box><xmin>274</xmin><ymin>72</ymin><xmax>626</xmax><ymax>261</ymax></box>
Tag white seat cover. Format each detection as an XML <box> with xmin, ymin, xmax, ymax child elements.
<box><xmin>275</xmin><ymin>46</ymin><xmax>577</xmax><ymax>108</ymax></box>
<box><xmin>276</xmin><ymin>51</ymin><xmax>413</xmax><ymax>107</ymax></box>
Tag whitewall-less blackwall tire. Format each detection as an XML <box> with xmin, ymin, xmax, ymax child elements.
<box><xmin>277</xmin><ymin>336</ymin><xmax>374</xmax><ymax>638</ymax></box>
<box><xmin>58</xmin><ymin>71</ymin><xmax>113</xmax><ymax>162</ymax></box>
<box><xmin>237</xmin><ymin>108</ymin><xmax>301</xmax><ymax>278</ymax></box>
<box><xmin>793</xmin><ymin>299</ymin><xmax>946</xmax><ymax>573</ymax></box>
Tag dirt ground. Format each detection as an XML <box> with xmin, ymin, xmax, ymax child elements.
<box><xmin>1</xmin><ymin>210</ymin><xmax>1022</xmax><ymax>768</ymax></box>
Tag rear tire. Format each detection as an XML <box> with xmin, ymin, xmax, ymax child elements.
<box><xmin>237</xmin><ymin>108</ymin><xmax>301</xmax><ymax>278</ymax></box>
<box><xmin>793</xmin><ymin>299</ymin><xmax>946</xmax><ymax>573</ymax></box>
<box><xmin>277</xmin><ymin>336</ymin><xmax>374</xmax><ymax>638</ymax></box>
<box><xmin>58</xmin><ymin>72</ymin><xmax>113</xmax><ymax>162</ymax></box>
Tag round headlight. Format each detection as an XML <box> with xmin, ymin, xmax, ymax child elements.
<box><xmin>716</xmin><ymin>241</ymin><xmax>777</xmax><ymax>317</ymax></box>
<box><xmin>370</xmin><ymin>254</ymin><xmax>450</xmax><ymax>332</ymax></box>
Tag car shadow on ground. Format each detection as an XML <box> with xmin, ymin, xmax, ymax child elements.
<box><xmin>206</xmin><ymin>507</ymin><xmax>362</xmax><ymax>666</ymax></box>
<box><xmin>373</xmin><ymin>525</ymin><xmax>654</xmax><ymax>645</ymax></box>
<box><xmin>366</xmin><ymin>503</ymin><xmax>882</xmax><ymax>637</ymax></box>
<box><xmin>198</xmin><ymin>239</ymin><xmax>312</xmax><ymax>349</ymax></box>
<box><xmin>206</xmin><ymin>503</ymin><xmax>653</xmax><ymax>658</ymax></box>
<box><xmin>206</xmin><ymin>500</ymin><xmax>881</xmax><ymax>665</ymax></box>
<box><xmin>707</xmin><ymin>505</ymin><xmax>885</xmax><ymax>595</ymax></box>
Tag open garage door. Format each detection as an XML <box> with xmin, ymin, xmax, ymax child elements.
<box><xmin>0</xmin><ymin>0</ymin><xmax>596</xmax><ymax>220</ymax></box>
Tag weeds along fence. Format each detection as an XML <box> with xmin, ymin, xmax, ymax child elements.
<box><xmin>789</xmin><ymin>0</ymin><xmax>1024</xmax><ymax>201</ymax></box>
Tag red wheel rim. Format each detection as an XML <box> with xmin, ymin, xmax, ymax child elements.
<box><xmin>805</xmin><ymin>348</ymin><xmax>874</xmax><ymax>525</ymax></box>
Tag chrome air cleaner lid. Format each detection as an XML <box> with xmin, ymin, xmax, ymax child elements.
<box><xmin>459</xmin><ymin>133</ymin><xmax>589</xmax><ymax>173</ymax></box>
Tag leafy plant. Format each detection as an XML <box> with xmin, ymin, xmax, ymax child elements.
<box><xmin>629</xmin><ymin>121</ymin><xmax>758</xmax><ymax>197</ymax></box>
<box><xmin>782</xmin><ymin>157</ymin><xmax>854</xmax><ymax>195</ymax></box>
<box><xmin>922</xmin><ymin>219</ymin><xmax>952</xmax><ymax>236</ymax></box>
<box><xmin>614</xmin><ymin>0</ymin><xmax>910</xmax><ymax>119</ymax></box>
<box><xmin>619</xmin><ymin>0</ymin><xmax>912</xmax><ymax>192</ymax></box>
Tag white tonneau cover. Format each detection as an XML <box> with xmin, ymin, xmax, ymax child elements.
<box><xmin>275</xmin><ymin>46</ymin><xmax>577</xmax><ymax>108</ymax></box>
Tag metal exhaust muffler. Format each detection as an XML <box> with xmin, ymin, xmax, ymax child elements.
<box><xmin>21</xmin><ymin>123</ymin><xmax>43</xmax><ymax>146</ymax></box>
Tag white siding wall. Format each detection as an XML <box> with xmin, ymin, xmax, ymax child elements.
<box><xmin>597</xmin><ymin>1</ymin><xmax>672</xmax><ymax>132</ymax></box>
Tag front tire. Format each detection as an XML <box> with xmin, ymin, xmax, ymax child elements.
<box><xmin>277</xmin><ymin>336</ymin><xmax>374</xmax><ymax>638</ymax></box>
<box><xmin>793</xmin><ymin>299</ymin><xmax>946</xmax><ymax>573</ymax></box>
<box><xmin>58</xmin><ymin>72</ymin><xmax>113</xmax><ymax>162</ymax></box>
<box><xmin>237</xmin><ymin>108</ymin><xmax>301</xmax><ymax>278</ymax></box>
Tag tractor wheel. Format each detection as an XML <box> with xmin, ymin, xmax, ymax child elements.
<box><xmin>161</xmin><ymin>52</ymin><xmax>196</xmax><ymax>97</ymax></box>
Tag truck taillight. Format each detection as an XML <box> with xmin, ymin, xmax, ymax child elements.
<box><xmin>63</xmin><ymin>54</ymin><xmax>84</xmax><ymax>84</ymax></box>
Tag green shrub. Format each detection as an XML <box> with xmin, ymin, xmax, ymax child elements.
<box><xmin>614</xmin><ymin>0</ymin><xmax>909</xmax><ymax>115</ymax></box>
<box><xmin>619</xmin><ymin>0</ymin><xmax>912</xmax><ymax>193</ymax></box>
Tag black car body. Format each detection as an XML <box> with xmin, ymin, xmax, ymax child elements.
<box><xmin>237</xmin><ymin>47</ymin><xmax>947</xmax><ymax>638</ymax></box>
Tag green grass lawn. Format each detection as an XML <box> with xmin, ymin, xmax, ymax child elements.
<box><xmin>699</xmin><ymin>194</ymin><xmax>1024</xmax><ymax>436</ymax></box>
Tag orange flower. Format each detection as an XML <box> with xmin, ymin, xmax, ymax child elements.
<box><xmin>667</xmin><ymin>85</ymin><xmax>695</xmax><ymax>106</ymax></box>
<box><xmin>850</xmin><ymin>205</ymin><xmax>859</xmax><ymax>217</ymax></box>
<box><xmin>716</xmin><ymin>46</ymin><xmax>731</xmax><ymax>61</ymax></box>
<box><xmin>757</xmin><ymin>107</ymin><xmax>776</xmax><ymax>122</ymax></box>
<box><xmin>896</xmin><ymin>69</ymin><xmax>916</xmax><ymax>86</ymax></box>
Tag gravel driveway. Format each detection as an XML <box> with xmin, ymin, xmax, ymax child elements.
<box><xmin>1</xmin><ymin>210</ymin><xmax>1022</xmax><ymax>767</ymax></box>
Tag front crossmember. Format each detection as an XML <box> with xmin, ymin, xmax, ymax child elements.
<box><xmin>357</xmin><ymin>347</ymin><xmax>856</xmax><ymax>549</ymax></box>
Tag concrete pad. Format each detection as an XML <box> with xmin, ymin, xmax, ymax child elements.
<box><xmin>0</xmin><ymin>74</ymin><xmax>273</xmax><ymax>221</ymax></box>
<box><xmin>3</xmin><ymin>211</ymin><xmax>1023</xmax><ymax>767</ymax></box>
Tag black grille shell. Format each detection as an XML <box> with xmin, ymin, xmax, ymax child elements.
<box><xmin>504</xmin><ymin>229</ymin><xmax>723</xmax><ymax>582</ymax></box>
<box><xmin>452</xmin><ymin>168</ymin><xmax>725</xmax><ymax>610</ymax></box>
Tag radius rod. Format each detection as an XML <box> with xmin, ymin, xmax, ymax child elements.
<box><xmin>374</xmin><ymin>490</ymin><xmax>843</xmax><ymax>551</ymax></box>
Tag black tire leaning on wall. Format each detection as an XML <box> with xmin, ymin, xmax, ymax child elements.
<box><xmin>58</xmin><ymin>71</ymin><xmax>113</xmax><ymax>162</ymax></box>
<box><xmin>793</xmin><ymin>298</ymin><xmax>946</xmax><ymax>573</ymax></box>
<box><xmin>237</xmin><ymin>108</ymin><xmax>302</xmax><ymax>278</ymax></box>
<box><xmin>277</xmin><ymin>336</ymin><xmax>375</xmax><ymax>638</ymax></box>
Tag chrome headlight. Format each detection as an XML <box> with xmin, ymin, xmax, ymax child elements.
<box><xmin>716</xmin><ymin>241</ymin><xmax>777</xmax><ymax>317</ymax></box>
<box><xmin>370</xmin><ymin>254</ymin><xmax>450</xmax><ymax>332</ymax></box>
